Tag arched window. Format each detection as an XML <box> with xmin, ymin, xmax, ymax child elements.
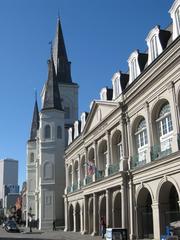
<box><xmin>157</xmin><ymin>103</ymin><xmax>173</xmax><ymax>137</ymax></box>
<box><xmin>30</xmin><ymin>153</ymin><xmax>34</xmax><ymax>163</ymax></box>
<box><xmin>44</xmin><ymin>125</ymin><xmax>51</xmax><ymax>139</ymax></box>
<box><xmin>135</xmin><ymin>118</ymin><xmax>148</xmax><ymax>164</ymax></box>
<box><xmin>57</xmin><ymin>126</ymin><xmax>62</xmax><ymax>139</ymax></box>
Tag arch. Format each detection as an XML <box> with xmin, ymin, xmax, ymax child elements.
<box><xmin>99</xmin><ymin>194</ymin><xmax>106</xmax><ymax>234</ymax></box>
<box><xmin>98</xmin><ymin>140</ymin><xmax>107</xmax><ymax>173</ymax></box>
<box><xmin>112</xmin><ymin>191</ymin><xmax>121</xmax><ymax>227</ymax></box>
<box><xmin>44</xmin><ymin>124</ymin><xmax>51</xmax><ymax>139</ymax></box>
<box><xmin>43</xmin><ymin>161</ymin><xmax>53</xmax><ymax>180</ymax></box>
<box><xmin>111</xmin><ymin>130</ymin><xmax>122</xmax><ymax>164</ymax></box>
<box><xmin>136</xmin><ymin>183</ymin><xmax>154</xmax><ymax>202</ymax></box>
<box><xmin>57</xmin><ymin>126</ymin><xmax>62</xmax><ymax>139</ymax></box>
<box><xmin>157</xmin><ymin>179</ymin><xmax>180</xmax><ymax>235</ymax></box>
<box><xmin>75</xmin><ymin>202</ymin><xmax>80</xmax><ymax>232</ymax></box>
<box><xmin>69</xmin><ymin>204</ymin><xmax>74</xmax><ymax>231</ymax></box>
<box><xmin>137</xmin><ymin>187</ymin><xmax>153</xmax><ymax>239</ymax></box>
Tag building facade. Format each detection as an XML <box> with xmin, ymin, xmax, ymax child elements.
<box><xmin>26</xmin><ymin>19</ymin><xmax>78</xmax><ymax>229</ymax></box>
<box><xmin>0</xmin><ymin>158</ymin><xmax>19</xmax><ymax>214</ymax></box>
<box><xmin>64</xmin><ymin>1</ymin><xmax>180</xmax><ymax>239</ymax></box>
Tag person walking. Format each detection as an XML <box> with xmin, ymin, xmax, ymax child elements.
<box><xmin>100</xmin><ymin>216</ymin><xmax>106</xmax><ymax>239</ymax></box>
<box><xmin>53</xmin><ymin>220</ymin><xmax>56</xmax><ymax>231</ymax></box>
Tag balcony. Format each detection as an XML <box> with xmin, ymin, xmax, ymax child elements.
<box><xmin>85</xmin><ymin>175</ymin><xmax>93</xmax><ymax>185</ymax></box>
<box><xmin>131</xmin><ymin>154</ymin><xmax>147</xmax><ymax>169</ymax></box>
<box><xmin>151</xmin><ymin>144</ymin><xmax>172</xmax><ymax>161</ymax></box>
<box><xmin>108</xmin><ymin>163</ymin><xmax>119</xmax><ymax>175</ymax></box>
<box><xmin>67</xmin><ymin>185</ymin><xmax>72</xmax><ymax>194</ymax></box>
<box><xmin>72</xmin><ymin>182</ymin><xmax>78</xmax><ymax>191</ymax></box>
<box><xmin>95</xmin><ymin>170</ymin><xmax>105</xmax><ymax>180</ymax></box>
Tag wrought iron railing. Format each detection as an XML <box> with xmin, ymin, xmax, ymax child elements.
<box><xmin>108</xmin><ymin>163</ymin><xmax>119</xmax><ymax>175</ymax></box>
<box><xmin>131</xmin><ymin>154</ymin><xmax>146</xmax><ymax>169</ymax></box>
<box><xmin>67</xmin><ymin>185</ymin><xmax>72</xmax><ymax>194</ymax></box>
<box><xmin>95</xmin><ymin>170</ymin><xmax>105</xmax><ymax>180</ymax></box>
<box><xmin>151</xmin><ymin>144</ymin><xmax>172</xmax><ymax>161</ymax></box>
<box><xmin>85</xmin><ymin>175</ymin><xmax>93</xmax><ymax>185</ymax></box>
<box><xmin>72</xmin><ymin>182</ymin><xmax>78</xmax><ymax>191</ymax></box>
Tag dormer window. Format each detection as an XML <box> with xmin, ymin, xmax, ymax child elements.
<box><xmin>169</xmin><ymin>0</ymin><xmax>180</xmax><ymax>40</ymax></box>
<box><xmin>112</xmin><ymin>72</ymin><xmax>121</xmax><ymax>99</ymax></box>
<box><xmin>146</xmin><ymin>26</ymin><xmax>163</xmax><ymax>65</ymax></box>
<box><xmin>81</xmin><ymin>112</ymin><xmax>88</xmax><ymax>132</ymax></box>
<box><xmin>68</xmin><ymin>127</ymin><xmax>73</xmax><ymax>145</ymax></box>
<box><xmin>128</xmin><ymin>50</ymin><xmax>141</xmax><ymax>83</ymax></box>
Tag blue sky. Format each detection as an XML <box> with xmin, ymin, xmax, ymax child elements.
<box><xmin>0</xmin><ymin>0</ymin><xmax>173</xmax><ymax>187</ymax></box>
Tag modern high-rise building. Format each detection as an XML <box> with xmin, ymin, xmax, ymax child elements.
<box><xmin>0</xmin><ymin>158</ymin><xmax>19</xmax><ymax>211</ymax></box>
<box><xmin>26</xmin><ymin>18</ymin><xmax>78</xmax><ymax>229</ymax></box>
<box><xmin>64</xmin><ymin>0</ymin><xmax>180</xmax><ymax>240</ymax></box>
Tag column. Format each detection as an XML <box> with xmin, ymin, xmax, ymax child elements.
<box><xmin>84</xmin><ymin>148</ymin><xmax>88</xmax><ymax>185</ymax></box>
<box><xmin>143</xmin><ymin>102</ymin><xmax>152</xmax><ymax>163</ymax></box>
<box><xmin>120</xmin><ymin>113</ymin><xmax>128</xmax><ymax>171</ymax></box>
<box><xmin>129</xmin><ymin>175</ymin><xmax>135</xmax><ymax>239</ymax></box>
<box><xmin>77</xmin><ymin>154</ymin><xmax>81</xmax><ymax>189</ymax></box>
<box><xmin>64</xmin><ymin>196</ymin><xmax>68</xmax><ymax>231</ymax></box>
<box><xmin>167</xmin><ymin>81</ymin><xmax>179</xmax><ymax>152</ymax></box>
<box><xmin>83</xmin><ymin>195</ymin><xmax>88</xmax><ymax>234</ymax></box>
<box><xmin>73</xmin><ymin>207</ymin><xmax>76</xmax><ymax>232</ymax></box>
<box><xmin>92</xmin><ymin>193</ymin><xmax>98</xmax><ymax>235</ymax></box>
<box><xmin>105</xmin><ymin>131</ymin><xmax>111</xmax><ymax>176</ymax></box>
<box><xmin>121</xmin><ymin>183</ymin><xmax>127</xmax><ymax>228</ymax></box>
<box><xmin>93</xmin><ymin>140</ymin><xmax>98</xmax><ymax>182</ymax></box>
<box><xmin>152</xmin><ymin>201</ymin><xmax>160</xmax><ymax>240</ymax></box>
<box><xmin>65</xmin><ymin>163</ymin><xmax>68</xmax><ymax>193</ymax></box>
<box><xmin>80</xmin><ymin>203</ymin><xmax>84</xmax><ymax>233</ymax></box>
<box><xmin>106</xmin><ymin>189</ymin><xmax>112</xmax><ymax>228</ymax></box>
<box><xmin>126</xmin><ymin>116</ymin><xmax>133</xmax><ymax>170</ymax></box>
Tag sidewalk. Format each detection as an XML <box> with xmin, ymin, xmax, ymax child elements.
<box><xmin>0</xmin><ymin>226</ymin><xmax>102</xmax><ymax>240</ymax></box>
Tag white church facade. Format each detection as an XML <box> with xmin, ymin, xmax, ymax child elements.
<box><xmin>64</xmin><ymin>1</ymin><xmax>180</xmax><ymax>240</ymax></box>
<box><xmin>26</xmin><ymin>19</ymin><xmax>78</xmax><ymax>229</ymax></box>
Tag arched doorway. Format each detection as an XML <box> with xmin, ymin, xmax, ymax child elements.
<box><xmin>137</xmin><ymin>188</ymin><xmax>153</xmax><ymax>239</ymax></box>
<box><xmin>75</xmin><ymin>203</ymin><xmax>80</xmax><ymax>232</ymax></box>
<box><xmin>88</xmin><ymin>198</ymin><xmax>93</xmax><ymax>234</ymax></box>
<box><xmin>69</xmin><ymin>204</ymin><xmax>74</xmax><ymax>231</ymax></box>
<box><xmin>113</xmin><ymin>192</ymin><xmax>121</xmax><ymax>227</ymax></box>
<box><xmin>99</xmin><ymin>195</ymin><xmax>106</xmax><ymax>234</ymax></box>
<box><xmin>159</xmin><ymin>181</ymin><xmax>180</xmax><ymax>235</ymax></box>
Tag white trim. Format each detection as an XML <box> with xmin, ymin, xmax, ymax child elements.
<box><xmin>169</xmin><ymin>0</ymin><xmax>180</xmax><ymax>40</ymax></box>
<box><xmin>127</xmin><ymin>50</ymin><xmax>141</xmax><ymax>84</ymax></box>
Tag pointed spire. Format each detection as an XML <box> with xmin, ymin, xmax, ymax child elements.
<box><xmin>42</xmin><ymin>56</ymin><xmax>63</xmax><ymax>111</ymax></box>
<box><xmin>53</xmin><ymin>17</ymin><xmax>72</xmax><ymax>83</ymax></box>
<box><xmin>29</xmin><ymin>98</ymin><xmax>39</xmax><ymax>141</ymax></box>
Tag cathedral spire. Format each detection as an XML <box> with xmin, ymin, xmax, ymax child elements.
<box><xmin>53</xmin><ymin>17</ymin><xmax>72</xmax><ymax>83</ymax></box>
<box><xmin>29</xmin><ymin>98</ymin><xmax>39</xmax><ymax>141</ymax></box>
<box><xmin>42</xmin><ymin>56</ymin><xmax>63</xmax><ymax>111</ymax></box>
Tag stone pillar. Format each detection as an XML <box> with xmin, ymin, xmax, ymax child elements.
<box><xmin>80</xmin><ymin>203</ymin><xmax>84</xmax><ymax>233</ymax></box>
<box><xmin>120</xmin><ymin>113</ymin><xmax>128</xmax><ymax>171</ymax></box>
<box><xmin>105</xmin><ymin>131</ymin><xmax>111</xmax><ymax>176</ymax></box>
<box><xmin>77</xmin><ymin>154</ymin><xmax>81</xmax><ymax>189</ymax></box>
<box><xmin>92</xmin><ymin>193</ymin><xmax>98</xmax><ymax>235</ymax></box>
<box><xmin>106</xmin><ymin>189</ymin><xmax>112</xmax><ymax>228</ymax></box>
<box><xmin>126</xmin><ymin>116</ymin><xmax>133</xmax><ymax>170</ymax></box>
<box><xmin>64</xmin><ymin>196</ymin><xmax>68</xmax><ymax>232</ymax></box>
<box><xmin>144</xmin><ymin>102</ymin><xmax>152</xmax><ymax>163</ymax></box>
<box><xmin>121</xmin><ymin>183</ymin><xmax>126</xmax><ymax>228</ymax></box>
<box><xmin>152</xmin><ymin>201</ymin><xmax>160</xmax><ymax>240</ymax></box>
<box><xmin>73</xmin><ymin>207</ymin><xmax>76</xmax><ymax>232</ymax></box>
<box><xmin>84</xmin><ymin>148</ymin><xmax>88</xmax><ymax>185</ymax></box>
<box><xmin>65</xmin><ymin>163</ymin><xmax>68</xmax><ymax>193</ymax></box>
<box><xmin>83</xmin><ymin>195</ymin><xmax>88</xmax><ymax>234</ymax></box>
<box><xmin>167</xmin><ymin>81</ymin><xmax>179</xmax><ymax>152</ymax></box>
<box><xmin>129</xmin><ymin>175</ymin><xmax>135</xmax><ymax>239</ymax></box>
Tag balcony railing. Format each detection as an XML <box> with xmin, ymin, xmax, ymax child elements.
<box><xmin>151</xmin><ymin>144</ymin><xmax>172</xmax><ymax>161</ymax></box>
<box><xmin>131</xmin><ymin>154</ymin><xmax>146</xmax><ymax>169</ymax></box>
<box><xmin>85</xmin><ymin>175</ymin><xmax>93</xmax><ymax>185</ymax></box>
<box><xmin>67</xmin><ymin>185</ymin><xmax>72</xmax><ymax>194</ymax></box>
<box><xmin>108</xmin><ymin>163</ymin><xmax>119</xmax><ymax>175</ymax></box>
<box><xmin>72</xmin><ymin>182</ymin><xmax>78</xmax><ymax>191</ymax></box>
<box><xmin>95</xmin><ymin>170</ymin><xmax>105</xmax><ymax>180</ymax></box>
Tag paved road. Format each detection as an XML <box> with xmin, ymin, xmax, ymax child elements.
<box><xmin>0</xmin><ymin>227</ymin><xmax>102</xmax><ymax>240</ymax></box>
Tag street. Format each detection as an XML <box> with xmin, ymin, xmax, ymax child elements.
<box><xmin>0</xmin><ymin>227</ymin><xmax>102</xmax><ymax>240</ymax></box>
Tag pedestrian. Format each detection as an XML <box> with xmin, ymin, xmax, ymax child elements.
<box><xmin>100</xmin><ymin>216</ymin><xmax>106</xmax><ymax>239</ymax></box>
<box><xmin>29</xmin><ymin>215</ymin><xmax>32</xmax><ymax>233</ymax></box>
<box><xmin>53</xmin><ymin>220</ymin><xmax>56</xmax><ymax>231</ymax></box>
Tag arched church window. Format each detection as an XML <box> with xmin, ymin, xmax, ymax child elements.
<box><xmin>57</xmin><ymin>126</ymin><xmax>62</xmax><ymax>139</ymax></box>
<box><xmin>44</xmin><ymin>124</ymin><xmax>51</xmax><ymax>139</ymax></box>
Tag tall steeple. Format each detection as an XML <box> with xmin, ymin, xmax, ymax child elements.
<box><xmin>42</xmin><ymin>56</ymin><xmax>63</xmax><ymax>111</ymax></box>
<box><xmin>53</xmin><ymin>17</ymin><xmax>72</xmax><ymax>83</ymax></box>
<box><xmin>29</xmin><ymin>99</ymin><xmax>39</xmax><ymax>141</ymax></box>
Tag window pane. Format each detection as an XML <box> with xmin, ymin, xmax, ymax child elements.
<box><xmin>57</xmin><ymin>126</ymin><xmax>62</xmax><ymax>139</ymax></box>
<box><xmin>45</xmin><ymin>125</ymin><xmax>51</xmax><ymax>139</ymax></box>
<box><xmin>167</xmin><ymin>115</ymin><xmax>173</xmax><ymax>132</ymax></box>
